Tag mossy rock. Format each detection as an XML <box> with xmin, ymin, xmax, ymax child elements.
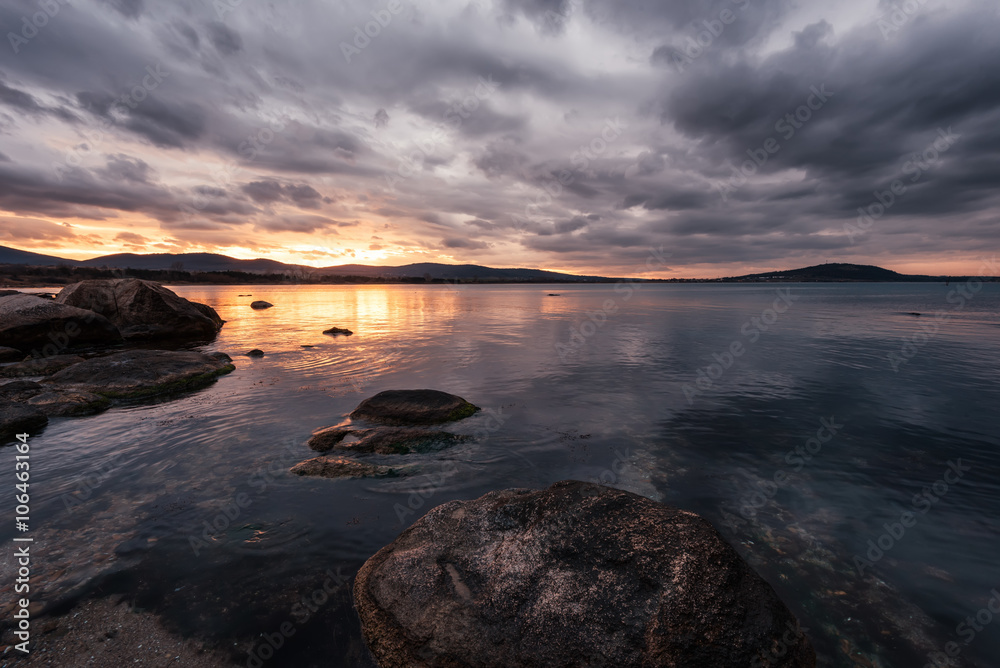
<box><xmin>291</xmin><ymin>456</ymin><xmax>399</xmax><ymax>480</ymax></box>
<box><xmin>350</xmin><ymin>390</ymin><xmax>481</xmax><ymax>425</ymax></box>
<box><xmin>45</xmin><ymin>351</ymin><xmax>235</xmax><ymax>402</ymax></box>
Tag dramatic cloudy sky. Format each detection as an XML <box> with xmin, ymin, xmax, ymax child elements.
<box><xmin>0</xmin><ymin>0</ymin><xmax>997</xmax><ymax>276</ymax></box>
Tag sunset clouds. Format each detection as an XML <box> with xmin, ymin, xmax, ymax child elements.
<box><xmin>0</xmin><ymin>0</ymin><xmax>996</xmax><ymax>276</ymax></box>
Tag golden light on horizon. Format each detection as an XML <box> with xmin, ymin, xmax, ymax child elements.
<box><xmin>1</xmin><ymin>210</ymin><xmax>993</xmax><ymax>279</ymax></box>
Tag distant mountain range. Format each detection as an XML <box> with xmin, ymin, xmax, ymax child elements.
<box><xmin>0</xmin><ymin>246</ymin><xmax>609</xmax><ymax>282</ymax></box>
<box><xmin>0</xmin><ymin>246</ymin><xmax>991</xmax><ymax>282</ymax></box>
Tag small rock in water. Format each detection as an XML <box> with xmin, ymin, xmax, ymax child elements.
<box><xmin>337</xmin><ymin>427</ymin><xmax>466</xmax><ymax>455</ymax></box>
<box><xmin>547</xmin><ymin>293</ymin><xmax>561</xmax><ymax>296</ymax></box>
<box><xmin>355</xmin><ymin>480</ymin><xmax>816</xmax><ymax>668</ymax></box>
<box><xmin>246</xmin><ymin>349</ymin><xmax>265</xmax><ymax>358</ymax></box>
<box><xmin>323</xmin><ymin>327</ymin><xmax>353</xmax><ymax>336</ymax></box>
<box><xmin>250</xmin><ymin>301</ymin><xmax>274</xmax><ymax>310</ymax></box>
<box><xmin>290</xmin><ymin>456</ymin><xmax>398</xmax><ymax>480</ymax></box>
<box><xmin>308</xmin><ymin>426</ymin><xmax>353</xmax><ymax>452</ymax></box>
<box><xmin>350</xmin><ymin>389</ymin><xmax>479</xmax><ymax>425</ymax></box>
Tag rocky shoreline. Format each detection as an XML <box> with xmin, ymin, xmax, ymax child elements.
<box><xmin>0</xmin><ymin>280</ymin><xmax>233</xmax><ymax>442</ymax></box>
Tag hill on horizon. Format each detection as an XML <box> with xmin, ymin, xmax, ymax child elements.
<box><xmin>727</xmin><ymin>263</ymin><xmax>914</xmax><ymax>281</ymax></box>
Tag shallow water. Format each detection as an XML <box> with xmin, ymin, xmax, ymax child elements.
<box><xmin>2</xmin><ymin>282</ymin><xmax>999</xmax><ymax>667</ymax></box>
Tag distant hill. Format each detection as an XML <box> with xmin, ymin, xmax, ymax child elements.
<box><xmin>315</xmin><ymin>262</ymin><xmax>608</xmax><ymax>282</ymax></box>
<box><xmin>76</xmin><ymin>252</ymin><xmax>308</xmax><ymax>274</ymax></box>
<box><xmin>0</xmin><ymin>246</ymin><xmax>78</xmax><ymax>266</ymax></box>
<box><xmin>726</xmin><ymin>263</ymin><xmax>919</xmax><ymax>282</ymax></box>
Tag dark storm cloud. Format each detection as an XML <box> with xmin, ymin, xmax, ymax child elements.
<box><xmin>503</xmin><ymin>0</ymin><xmax>572</xmax><ymax>33</ymax></box>
<box><xmin>0</xmin><ymin>80</ymin><xmax>77</xmax><ymax>122</ymax></box>
<box><xmin>0</xmin><ymin>160</ymin><xmax>174</xmax><ymax>219</ymax></box>
<box><xmin>660</xmin><ymin>7</ymin><xmax>1000</xmax><ymax>225</ymax></box>
<box><xmin>242</xmin><ymin>181</ymin><xmax>325</xmax><ymax>209</ymax></box>
<box><xmin>207</xmin><ymin>22</ymin><xmax>243</xmax><ymax>55</ymax></box>
<box><xmin>241</xmin><ymin>181</ymin><xmax>282</xmax><ymax>204</ymax></box>
<box><xmin>586</xmin><ymin>0</ymin><xmax>793</xmax><ymax>44</ymax></box>
<box><xmin>100</xmin><ymin>155</ymin><xmax>155</xmax><ymax>184</ymax></box>
<box><xmin>442</xmin><ymin>237</ymin><xmax>489</xmax><ymax>249</ymax></box>
<box><xmin>107</xmin><ymin>0</ymin><xmax>144</xmax><ymax>19</ymax></box>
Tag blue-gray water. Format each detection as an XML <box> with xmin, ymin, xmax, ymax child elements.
<box><xmin>3</xmin><ymin>282</ymin><xmax>999</xmax><ymax>667</ymax></box>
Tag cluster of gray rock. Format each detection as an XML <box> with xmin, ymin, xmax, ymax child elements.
<box><xmin>0</xmin><ymin>279</ymin><xmax>234</xmax><ymax>441</ymax></box>
<box><xmin>291</xmin><ymin>389</ymin><xmax>480</xmax><ymax>479</ymax></box>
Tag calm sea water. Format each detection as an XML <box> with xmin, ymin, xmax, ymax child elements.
<box><xmin>3</xmin><ymin>282</ymin><xmax>999</xmax><ymax>667</ymax></box>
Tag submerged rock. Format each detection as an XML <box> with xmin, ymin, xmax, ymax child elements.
<box><xmin>323</xmin><ymin>327</ymin><xmax>353</xmax><ymax>336</ymax></box>
<box><xmin>44</xmin><ymin>350</ymin><xmax>235</xmax><ymax>400</ymax></box>
<box><xmin>246</xmin><ymin>349</ymin><xmax>265</xmax><ymax>358</ymax></box>
<box><xmin>27</xmin><ymin>390</ymin><xmax>111</xmax><ymax>416</ymax></box>
<box><xmin>0</xmin><ymin>403</ymin><xmax>48</xmax><ymax>441</ymax></box>
<box><xmin>0</xmin><ymin>380</ymin><xmax>45</xmax><ymax>401</ymax></box>
<box><xmin>337</xmin><ymin>427</ymin><xmax>466</xmax><ymax>455</ymax></box>
<box><xmin>56</xmin><ymin>279</ymin><xmax>223</xmax><ymax>341</ymax></box>
<box><xmin>0</xmin><ymin>355</ymin><xmax>85</xmax><ymax>378</ymax></box>
<box><xmin>0</xmin><ymin>293</ymin><xmax>122</xmax><ymax>352</ymax></box>
<box><xmin>355</xmin><ymin>480</ymin><xmax>815</xmax><ymax>668</ymax></box>
<box><xmin>250</xmin><ymin>301</ymin><xmax>274</xmax><ymax>310</ymax></box>
<box><xmin>308</xmin><ymin>425</ymin><xmax>466</xmax><ymax>455</ymax></box>
<box><xmin>291</xmin><ymin>456</ymin><xmax>398</xmax><ymax>479</ymax></box>
<box><xmin>25</xmin><ymin>390</ymin><xmax>111</xmax><ymax>417</ymax></box>
<box><xmin>307</xmin><ymin>426</ymin><xmax>353</xmax><ymax>453</ymax></box>
<box><xmin>350</xmin><ymin>390</ymin><xmax>480</xmax><ymax>425</ymax></box>
<box><xmin>0</xmin><ymin>346</ymin><xmax>24</xmax><ymax>362</ymax></box>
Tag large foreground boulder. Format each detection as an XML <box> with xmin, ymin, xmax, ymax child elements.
<box><xmin>0</xmin><ymin>294</ymin><xmax>122</xmax><ymax>353</ymax></box>
<box><xmin>350</xmin><ymin>390</ymin><xmax>479</xmax><ymax>425</ymax></box>
<box><xmin>55</xmin><ymin>279</ymin><xmax>223</xmax><ymax>341</ymax></box>
<box><xmin>45</xmin><ymin>350</ymin><xmax>235</xmax><ymax>400</ymax></box>
<box><xmin>355</xmin><ymin>480</ymin><xmax>815</xmax><ymax>668</ymax></box>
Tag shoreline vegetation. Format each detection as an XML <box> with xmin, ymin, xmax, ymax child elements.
<box><xmin>1</xmin><ymin>261</ymin><xmax>996</xmax><ymax>289</ymax></box>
